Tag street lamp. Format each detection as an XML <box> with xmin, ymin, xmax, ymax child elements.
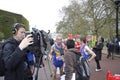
<box><xmin>115</xmin><ymin>0</ymin><xmax>120</xmax><ymax>43</ymax></box>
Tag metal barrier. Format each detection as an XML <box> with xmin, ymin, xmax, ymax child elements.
<box><xmin>107</xmin><ymin>71</ymin><xmax>120</xmax><ymax>80</ymax></box>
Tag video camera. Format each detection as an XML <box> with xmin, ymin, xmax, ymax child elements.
<box><xmin>25</xmin><ymin>28</ymin><xmax>51</xmax><ymax>80</ymax></box>
<box><xmin>25</xmin><ymin>28</ymin><xmax>51</xmax><ymax>54</ymax></box>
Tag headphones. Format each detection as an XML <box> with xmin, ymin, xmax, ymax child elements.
<box><xmin>12</xmin><ymin>23</ymin><xmax>20</xmax><ymax>34</ymax></box>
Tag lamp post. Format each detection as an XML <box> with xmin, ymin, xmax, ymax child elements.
<box><xmin>115</xmin><ymin>0</ymin><xmax>120</xmax><ymax>43</ymax></box>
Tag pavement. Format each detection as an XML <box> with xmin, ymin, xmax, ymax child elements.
<box><xmin>89</xmin><ymin>54</ymin><xmax>120</xmax><ymax>80</ymax></box>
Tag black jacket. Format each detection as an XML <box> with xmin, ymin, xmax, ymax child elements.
<box><xmin>3</xmin><ymin>37</ymin><xmax>32</xmax><ymax>80</ymax></box>
<box><xmin>93</xmin><ymin>42</ymin><xmax>103</xmax><ymax>60</ymax></box>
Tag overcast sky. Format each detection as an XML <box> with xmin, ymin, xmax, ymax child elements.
<box><xmin>0</xmin><ymin>0</ymin><xmax>69</xmax><ymax>33</ymax></box>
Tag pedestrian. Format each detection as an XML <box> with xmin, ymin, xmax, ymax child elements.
<box><xmin>80</xmin><ymin>36</ymin><xmax>96</xmax><ymax>62</ymax></box>
<box><xmin>49</xmin><ymin>35</ymin><xmax>65</xmax><ymax>80</ymax></box>
<box><xmin>64</xmin><ymin>39</ymin><xmax>79</xmax><ymax>80</ymax></box>
<box><xmin>106</xmin><ymin>39</ymin><xmax>114</xmax><ymax>59</ymax></box>
<box><xmin>2</xmin><ymin>23</ymin><xmax>34</xmax><ymax>80</ymax></box>
<box><xmin>93</xmin><ymin>36</ymin><xmax>104</xmax><ymax>71</ymax></box>
<box><xmin>64</xmin><ymin>39</ymin><xmax>90</xmax><ymax>80</ymax></box>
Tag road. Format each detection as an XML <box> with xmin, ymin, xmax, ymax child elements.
<box><xmin>89</xmin><ymin>54</ymin><xmax>120</xmax><ymax>80</ymax></box>
<box><xmin>0</xmin><ymin>54</ymin><xmax>120</xmax><ymax>80</ymax></box>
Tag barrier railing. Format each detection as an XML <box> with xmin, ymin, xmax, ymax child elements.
<box><xmin>107</xmin><ymin>70</ymin><xmax>120</xmax><ymax>80</ymax></box>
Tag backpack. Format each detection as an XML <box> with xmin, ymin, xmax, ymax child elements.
<box><xmin>0</xmin><ymin>42</ymin><xmax>5</xmax><ymax>76</ymax></box>
<box><xmin>71</xmin><ymin>50</ymin><xmax>90</xmax><ymax>80</ymax></box>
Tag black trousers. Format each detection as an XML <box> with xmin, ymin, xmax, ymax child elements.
<box><xmin>107</xmin><ymin>49</ymin><xmax>111</xmax><ymax>58</ymax></box>
<box><xmin>95</xmin><ymin>59</ymin><xmax>101</xmax><ymax>69</ymax></box>
<box><xmin>107</xmin><ymin>50</ymin><xmax>114</xmax><ymax>59</ymax></box>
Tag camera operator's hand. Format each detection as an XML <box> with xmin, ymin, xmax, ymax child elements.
<box><xmin>19</xmin><ymin>34</ymin><xmax>34</xmax><ymax>50</ymax></box>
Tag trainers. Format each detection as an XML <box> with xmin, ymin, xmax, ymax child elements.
<box><xmin>95</xmin><ymin>69</ymin><xmax>102</xmax><ymax>72</ymax></box>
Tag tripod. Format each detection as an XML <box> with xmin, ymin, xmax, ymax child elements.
<box><xmin>34</xmin><ymin>52</ymin><xmax>52</xmax><ymax>80</ymax></box>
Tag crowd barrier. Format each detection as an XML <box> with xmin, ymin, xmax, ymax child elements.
<box><xmin>107</xmin><ymin>71</ymin><xmax>120</xmax><ymax>80</ymax></box>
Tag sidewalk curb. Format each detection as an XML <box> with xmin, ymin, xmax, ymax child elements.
<box><xmin>103</xmin><ymin>53</ymin><xmax>120</xmax><ymax>58</ymax></box>
<box><xmin>102</xmin><ymin>46</ymin><xmax>120</xmax><ymax>58</ymax></box>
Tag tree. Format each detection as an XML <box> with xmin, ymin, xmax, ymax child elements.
<box><xmin>56</xmin><ymin>0</ymin><xmax>87</xmax><ymax>37</ymax></box>
<box><xmin>56</xmin><ymin>0</ymin><xmax>118</xmax><ymax>39</ymax></box>
<box><xmin>0</xmin><ymin>32</ymin><xmax>4</xmax><ymax>40</ymax></box>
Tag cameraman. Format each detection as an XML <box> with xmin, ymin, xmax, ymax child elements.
<box><xmin>2</xmin><ymin>23</ymin><xmax>34</xmax><ymax>80</ymax></box>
